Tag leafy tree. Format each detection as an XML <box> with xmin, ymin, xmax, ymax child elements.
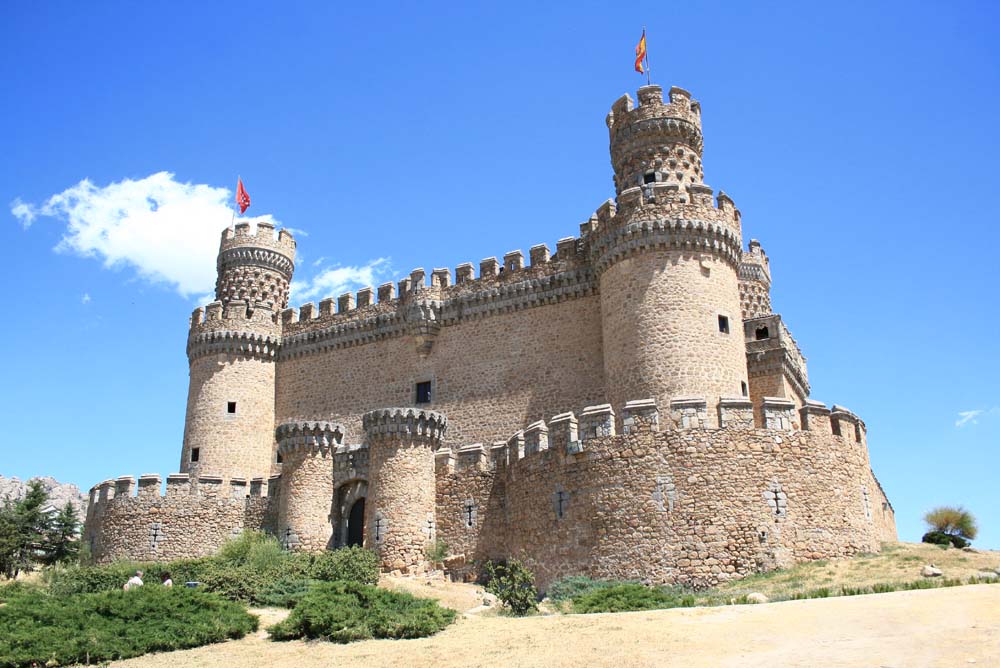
<box><xmin>41</xmin><ymin>501</ymin><xmax>80</xmax><ymax>566</ymax></box>
<box><xmin>483</xmin><ymin>559</ymin><xmax>538</xmax><ymax>615</ymax></box>
<box><xmin>0</xmin><ymin>480</ymin><xmax>50</xmax><ymax>578</ymax></box>
<box><xmin>923</xmin><ymin>506</ymin><xmax>978</xmax><ymax>545</ymax></box>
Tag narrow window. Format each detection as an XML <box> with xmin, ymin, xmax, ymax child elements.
<box><xmin>718</xmin><ymin>315</ymin><xmax>730</xmax><ymax>334</ymax></box>
<box><xmin>190</xmin><ymin>447</ymin><xmax>200</xmax><ymax>463</ymax></box>
<box><xmin>741</xmin><ymin>381</ymin><xmax>748</xmax><ymax>397</ymax></box>
<box><xmin>755</xmin><ymin>326</ymin><xmax>769</xmax><ymax>340</ymax></box>
<box><xmin>227</xmin><ymin>401</ymin><xmax>237</xmax><ymax>414</ymax></box>
<box><xmin>415</xmin><ymin>381</ymin><xmax>432</xmax><ymax>404</ymax></box>
<box><xmin>276</xmin><ymin>452</ymin><xmax>283</xmax><ymax>464</ymax></box>
<box><xmin>643</xmin><ymin>172</ymin><xmax>657</xmax><ymax>184</ymax></box>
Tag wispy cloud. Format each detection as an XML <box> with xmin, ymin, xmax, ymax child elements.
<box><xmin>11</xmin><ymin>172</ymin><xmax>285</xmax><ymax>298</ymax></box>
<box><xmin>291</xmin><ymin>258</ymin><xmax>392</xmax><ymax>303</ymax></box>
<box><xmin>955</xmin><ymin>407</ymin><xmax>999</xmax><ymax>428</ymax></box>
<box><xmin>81</xmin><ymin>293</ymin><xmax>91</xmax><ymax>305</ymax></box>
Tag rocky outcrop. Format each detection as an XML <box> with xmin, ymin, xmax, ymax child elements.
<box><xmin>0</xmin><ymin>475</ymin><xmax>88</xmax><ymax>520</ymax></box>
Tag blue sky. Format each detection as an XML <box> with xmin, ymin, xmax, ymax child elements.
<box><xmin>2</xmin><ymin>2</ymin><xmax>998</xmax><ymax>548</ymax></box>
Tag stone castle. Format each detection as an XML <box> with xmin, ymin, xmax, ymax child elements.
<box><xmin>83</xmin><ymin>85</ymin><xmax>897</xmax><ymax>588</ymax></box>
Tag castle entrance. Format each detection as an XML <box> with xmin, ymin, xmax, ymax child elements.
<box><xmin>347</xmin><ymin>498</ymin><xmax>365</xmax><ymax>547</ymax></box>
<box><xmin>333</xmin><ymin>479</ymin><xmax>368</xmax><ymax>548</ymax></box>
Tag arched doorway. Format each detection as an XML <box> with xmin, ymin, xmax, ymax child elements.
<box><xmin>347</xmin><ymin>498</ymin><xmax>365</xmax><ymax>547</ymax></box>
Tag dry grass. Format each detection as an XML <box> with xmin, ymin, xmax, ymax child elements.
<box><xmin>713</xmin><ymin>541</ymin><xmax>1000</xmax><ymax>600</ymax></box>
<box><xmin>114</xmin><ymin>583</ymin><xmax>1000</xmax><ymax>668</ymax></box>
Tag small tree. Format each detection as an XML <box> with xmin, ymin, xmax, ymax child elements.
<box><xmin>41</xmin><ymin>501</ymin><xmax>80</xmax><ymax>566</ymax></box>
<box><xmin>0</xmin><ymin>480</ymin><xmax>51</xmax><ymax>578</ymax></box>
<box><xmin>923</xmin><ymin>506</ymin><xmax>978</xmax><ymax>548</ymax></box>
<box><xmin>483</xmin><ymin>559</ymin><xmax>538</xmax><ymax>616</ymax></box>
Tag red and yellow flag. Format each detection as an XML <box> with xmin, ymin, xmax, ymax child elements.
<box><xmin>634</xmin><ymin>30</ymin><xmax>647</xmax><ymax>74</ymax></box>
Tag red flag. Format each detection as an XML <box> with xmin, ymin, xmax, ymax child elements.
<box><xmin>236</xmin><ymin>177</ymin><xmax>251</xmax><ymax>214</ymax></box>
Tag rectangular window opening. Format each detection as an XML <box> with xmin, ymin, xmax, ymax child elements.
<box><xmin>718</xmin><ymin>315</ymin><xmax>730</xmax><ymax>334</ymax></box>
<box><xmin>276</xmin><ymin>452</ymin><xmax>283</xmax><ymax>464</ymax></box>
<box><xmin>227</xmin><ymin>401</ymin><xmax>237</xmax><ymax>414</ymax></box>
<box><xmin>415</xmin><ymin>381</ymin><xmax>432</xmax><ymax>404</ymax></box>
<box><xmin>190</xmin><ymin>447</ymin><xmax>200</xmax><ymax>463</ymax></box>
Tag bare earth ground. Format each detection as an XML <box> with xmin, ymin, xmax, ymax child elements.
<box><xmin>114</xmin><ymin>582</ymin><xmax>1000</xmax><ymax>668</ymax></box>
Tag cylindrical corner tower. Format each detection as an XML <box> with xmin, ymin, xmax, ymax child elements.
<box><xmin>739</xmin><ymin>239</ymin><xmax>772</xmax><ymax>319</ymax></box>
<box><xmin>275</xmin><ymin>421</ymin><xmax>345</xmax><ymax>551</ymax></box>
<box><xmin>363</xmin><ymin>408</ymin><xmax>447</xmax><ymax>574</ymax></box>
<box><xmin>594</xmin><ymin>85</ymin><xmax>748</xmax><ymax>424</ymax></box>
<box><xmin>180</xmin><ymin>222</ymin><xmax>296</xmax><ymax>480</ymax></box>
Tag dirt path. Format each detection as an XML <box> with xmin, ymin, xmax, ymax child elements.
<box><xmin>117</xmin><ymin>584</ymin><xmax>1000</xmax><ymax>668</ymax></box>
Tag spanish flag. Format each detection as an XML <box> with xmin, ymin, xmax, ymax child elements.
<box><xmin>635</xmin><ymin>30</ymin><xmax>647</xmax><ymax>74</ymax></box>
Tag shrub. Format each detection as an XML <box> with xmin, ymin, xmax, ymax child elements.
<box><xmin>924</xmin><ymin>506</ymin><xmax>978</xmax><ymax>542</ymax></box>
<box><xmin>0</xmin><ymin>586</ymin><xmax>256</xmax><ymax>667</ymax></box>
<box><xmin>546</xmin><ymin>575</ymin><xmax>638</xmax><ymax>602</ymax></box>
<box><xmin>572</xmin><ymin>583</ymin><xmax>696</xmax><ymax>614</ymax></box>
<box><xmin>922</xmin><ymin>530</ymin><xmax>968</xmax><ymax>549</ymax></box>
<box><xmin>425</xmin><ymin>540</ymin><xmax>449</xmax><ymax>565</ymax></box>
<box><xmin>306</xmin><ymin>545</ymin><xmax>379</xmax><ymax>584</ymax></box>
<box><xmin>268</xmin><ymin>581</ymin><xmax>456</xmax><ymax>643</ymax></box>
<box><xmin>43</xmin><ymin>534</ymin><xmax>378</xmax><ymax>606</ymax></box>
<box><xmin>482</xmin><ymin>560</ymin><xmax>538</xmax><ymax>616</ymax></box>
<box><xmin>256</xmin><ymin>577</ymin><xmax>321</xmax><ymax>609</ymax></box>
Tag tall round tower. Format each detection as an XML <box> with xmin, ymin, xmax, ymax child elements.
<box><xmin>180</xmin><ymin>221</ymin><xmax>296</xmax><ymax>480</ymax></box>
<box><xmin>593</xmin><ymin>85</ymin><xmax>748</xmax><ymax>424</ymax></box>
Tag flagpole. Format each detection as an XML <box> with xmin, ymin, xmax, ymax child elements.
<box><xmin>644</xmin><ymin>27</ymin><xmax>651</xmax><ymax>86</ymax></box>
<box><xmin>231</xmin><ymin>175</ymin><xmax>240</xmax><ymax>227</ymax></box>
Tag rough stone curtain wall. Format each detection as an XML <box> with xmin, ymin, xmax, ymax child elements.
<box><xmin>83</xmin><ymin>476</ymin><xmax>277</xmax><ymax>564</ymax></box>
<box><xmin>275</xmin><ymin>294</ymin><xmax>607</xmax><ymax>448</ymax></box>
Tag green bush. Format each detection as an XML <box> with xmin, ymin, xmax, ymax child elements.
<box><xmin>306</xmin><ymin>545</ymin><xmax>379</xmax><ymax>584</ymax></box>
<box><xmin>268</xmin><ymin>581</ymin><xmax>456</xmax><ymax>643</ymax></box>
<box><xmin>43</xmin><ymin>533</ymin><xmax>379</xmax><ymax>606</ymax></box>
<box><xmin>0</xmin><ymin>586</ymin><xmax>256</xmax><ymax>667</ymax></box>
<box><xmin>571</xmin><ymin>583</ymin><xmax>696</xmax><ymax>614</ymax></box>
<box><xmin>256</xmin><ymin>578</ymin><xmax>321</xmax><ymax>609</ymax></box>
<box><xmin>483</xmin><ymin>560</ymin><xmax>538</xmax><ymax>616</ymax></box>
<box><xmin>922</xmin><ymin>530</ymin><xmax>968</xmax><ymax>549</ymax></box>
<box><xmin>546</xmin><ymin>575</ymin><xmax>639</xmax><ymax>602</ymax></box>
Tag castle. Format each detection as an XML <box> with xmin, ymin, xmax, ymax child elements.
<box><xmin>83</xmin><ymin>85</ymin><xmax>897</xmax><ymax>589</ymax></box>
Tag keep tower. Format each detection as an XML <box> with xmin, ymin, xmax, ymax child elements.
<box><xmin>180</xmin><ymin>222</ymin><xmax>296</xmax><ymax>480</ymax></box>
<box><xmin>593</xmin><ymin>85</ymin><xmax>748</xmax><ymax>424</ymax></box>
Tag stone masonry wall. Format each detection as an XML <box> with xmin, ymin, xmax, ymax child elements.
<box><xmin>83</xmin><ymin>474</ymin><xmax>278</xmax><ymax>564</ymax></box>
<box><xmin>438</xmin><ymin>398</ymin><xmax>899</xmax><ymax>591</ymax></box>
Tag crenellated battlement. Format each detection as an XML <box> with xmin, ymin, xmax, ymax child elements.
<box><xmin>275</xmin><ymin>420</ymin><xmax>346</xmax><ymax>456</ymax></box>
<box><xmin>363</xmin><ymin>407</ymin><xmax>448</xmax><ymax>443</ymax></box>
<box><xmin>464</xmin><ymin>396</ymin><xmax>871</xmax><ymax>473</ymax></box>
<box><xmin>87</xmin><ymin>472</ymin><xmax>279</xmax><ymax>505</ymax></box>
<box><xmin>586</xmin><ymin>191</ymin><xmax>743</xmax><ymax>273</ymax></box>
<box><xmin>220</xmin><ymin>221</ymin><xmax>296</xmax><ymax>257</ymax></box>
<box><xmin>607</xmin><ymin>86</ymin><xmax>706</xmax><ymax>196</ymax></box>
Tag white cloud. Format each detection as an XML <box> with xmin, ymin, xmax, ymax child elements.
<box><xmin>283</xmin><ymin>227</ymin><xmax>309</xmax><ymax>237</ymax></box>
<box><xmin>955</xmin><ymin>410</ymin><xmax>984</xmax><ymax>428</ymax></box>
<box><xmin>291</xmin><ymin>258</ymin><xmax>391</xmax><ymax>303</ymax></box>
<box><xmin>11</xmin><ymin>172</ymin><xmax>286</xmax><ymax>298</ymax></box>
<box><xmin>81</xmin><ymin>293</ymin><xmax>91</xmax><ymax>305</ymax></box>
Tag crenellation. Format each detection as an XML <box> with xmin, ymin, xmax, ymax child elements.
<box><xmin>378</xmin><ymin>282</ymin><xmax>395</xmax><ymax>302</ymax></box>
<box><xmin>503</xmin><ymin>250</ymin><xmax>524</xmax><ymax>273</ymax></box>
<box><xmin>456</xmin><ymin>443</ymin><xmax>487</xmax><ymax>471</ymax></box>
<box><xmin>762</xmin><ymin>396</ymin><xmax>796</xmax><ymax>431</ymax></box>
<box><xmin>409</xmin><ymin>268</ymin><xmax>426</xmax><ymax>290</ymax></box>
<box><xmin>115</xmin><ymin>476</ymin><xmax>135</xmax><ymax>498</ymax></box>
<box><xmin>137</xmin><ymin>474</ymin><xmax>161</xmax><ymax>498</ymax></box>
<box><xmin>622</xmin><ymin>398</ymin><xmax>659</xmax><ymax>433</ymax></box>
<box><xmin>580</xmin><ymin>403</ymin><xmax>616</xmax><ymax>440</ymax></box>
<box><xmin>548</xmin><ymin>412</ymin><xmax>579</xmax><ymax>452</ymax></box>
<box><xmin>431</xmin><ymin>268</ymin><xmax>451</xmax><ymax>288</ymax></box>
<box><xmin>719</xmin><ymin>397</ymin><xmax>755</xmax><ymax>429</ymax></box>
<box><xmin>319</xmin><ymin>297</ymin><xmax>336</xmax><ymax>318</ymax></box>
<box><xmin>669</xmin><ymin>397</ymin><xmax>710</xmax><ymax>429</ymax></box>
<box><xmin>523</xmin><ymin>420</ymin><xmax>549</xmax><ymax>454</ymax></box>
<box><xmin>555</xmin><ymin>237</ymin><xmax>578</xmax><ymax>259</ymax></box>
<box><xmin>529</xmin><ymin>244</ymin><xmax>550</xmax><ymax>266</ymax></box>
<box><xmin>299</xmin><ymin>302</ymin><xmax>316</xmax><ymax>321</ymax></box>
<box><xmin>357</xmin><ymin>286</ymin><xmax>374</xmax><ymax>308</ymax></box>
<box><xmin>455</xmin><ymin>263</ymin><xmax>475</xmax><ymax>284</ymax></box>
<box><xmin>800</xmin><ymin>400</ymin><xmax>831</xmax><ymax>432</ymax></box>
<box><xmin>479</xmin><ymin>257</ymin><xmax>500</xmax><ymax>278</ymax></box>
<box><xmin>338</xmin><ymin>292</ymin><xmax>355</xmax><ymax>313</ymax></box>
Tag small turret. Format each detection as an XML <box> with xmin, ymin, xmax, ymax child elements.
<box><xmin>216</xmin><ymin>222</ymin><xmax>296</xmax><ymax>311</ymax></box>
<box><xmin>739</xmin><ymin>239</ymin><xmax>772</xmax><ymax>319</ymax></box>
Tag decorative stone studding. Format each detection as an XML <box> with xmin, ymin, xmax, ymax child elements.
<box><xmin>275</xmin><ymin>421</ymin><xmax>346</xmax><ymax>456</ymax></box>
